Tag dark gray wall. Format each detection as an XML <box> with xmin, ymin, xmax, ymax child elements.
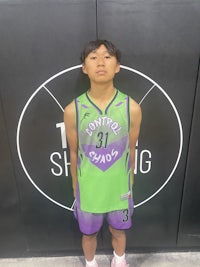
<box><xmin>0</xmin><ymin>0</ymin><xmax>200</xmax><ymax>257</ymax></box>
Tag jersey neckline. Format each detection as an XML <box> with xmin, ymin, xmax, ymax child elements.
<box><xmin>86</xmin><ymin>89</ymin><xmax>119</xmax><ymax>115</ymax></box>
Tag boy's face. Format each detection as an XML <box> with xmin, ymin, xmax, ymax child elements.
<box><xmin>82</xmin><ymin>45</ymin><xmax>120</xmax><ymax>84</ymax></box>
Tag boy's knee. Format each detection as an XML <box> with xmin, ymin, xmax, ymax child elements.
<box><xmin>109</xmin><ymin>225</ymin><xmax>125</xmax><ymax>238</ymax></box>
<box><xmin>83</xmin><ymin>232</ymin><xmax>98</xmax><ymax>240</ymax></box>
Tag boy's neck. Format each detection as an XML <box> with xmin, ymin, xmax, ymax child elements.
<box><xmin>88</xmin><ymin>82</ymin><xmax>115</xmax><ymax>100</ymax></box>
<box><xmin>88</xmin><ymin>82</ymin><xmax>116</xmax><ymax>110</ymax></box>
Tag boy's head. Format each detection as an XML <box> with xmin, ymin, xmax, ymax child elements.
<box><xmin>80</xmin><ymin>40</ymin><xmax>121</xmax><ymax>64</ymax></box>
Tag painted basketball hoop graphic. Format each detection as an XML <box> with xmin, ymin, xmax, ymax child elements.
<box><xmin>16</xmin><ymin>65</ymin><xmax>183</xmax><ymax>210</ymax></box>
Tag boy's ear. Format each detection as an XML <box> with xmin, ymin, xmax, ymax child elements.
<box><xmin>115</xmin><ymin>63</ymin><xmax>120</xmax><ymax>74</ymax></box>
<box><xmin>82</xmin><ymin>64</ymin><xmax>87</xmax><ymax>74</ymax></box>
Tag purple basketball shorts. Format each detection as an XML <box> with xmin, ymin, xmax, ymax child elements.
<box><xmin>73</xmin><ymin>198</ymin><xmax>134</xmax><ymax>235</ymax></box>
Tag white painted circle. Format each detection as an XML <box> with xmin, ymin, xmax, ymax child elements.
<box><xmin>16</xmin><ymin>65</ymin><xmax>183</xmax><ymax>210</ymax></box>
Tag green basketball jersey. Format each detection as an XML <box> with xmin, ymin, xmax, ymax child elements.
<box><xmin>75</xmin><ymin>89</ymin><xmax>132</xmax><ymax>213</ymax></box>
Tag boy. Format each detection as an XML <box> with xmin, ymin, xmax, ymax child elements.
<box><xmin>64</xmin><ymin>40</ymin><xmax>142</xmax><ymax>267</ymax></box>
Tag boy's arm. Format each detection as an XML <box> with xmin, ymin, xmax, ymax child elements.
<box><xmin>64</xmin><ymin>101</ymin><xmax>78</xmax><ymax>197</ymax></box>
<box><xmin>129</xmin><ymin>98</ymin><xmax>142</xmax><ymax>186</ymax></box>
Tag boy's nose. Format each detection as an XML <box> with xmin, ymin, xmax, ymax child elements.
<box><xmin>97</xmin><ymin>57</ymin><xmax>105</xmax><ymax>66</ymax></box>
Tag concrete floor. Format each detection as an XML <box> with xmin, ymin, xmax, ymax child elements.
<box><xmin>0</xmin><ymin>252</ymin><xmax>200</xmax><ymax>267</ymax></box>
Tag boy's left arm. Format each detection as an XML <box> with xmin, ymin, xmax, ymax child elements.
<box><xmin>129</xmin><ymin>98</ymin><xmax>142</xmax><ymax>186</ymax></box>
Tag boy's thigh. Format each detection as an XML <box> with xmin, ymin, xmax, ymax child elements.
<box><xmin>74</xmin><ymin>205</ymin><xmax>104</xmax><ymax>235</ymax></box>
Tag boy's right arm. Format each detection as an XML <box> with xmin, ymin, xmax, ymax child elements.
<box><xmin>64</xmin><ymin>101</ymin><xmax>78</xmax><ymax>198</ymax></box>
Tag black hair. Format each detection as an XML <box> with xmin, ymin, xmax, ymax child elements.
<box><xmin>80</xmin><ymin>39</ymin><xmax>121</xmax><ymax>64</ymax></box>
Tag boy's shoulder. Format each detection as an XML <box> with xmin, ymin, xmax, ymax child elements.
<box><xmin>74</xmin><ymin>92</ymin><xmax>88</xmax><ymax>104</ymax></box>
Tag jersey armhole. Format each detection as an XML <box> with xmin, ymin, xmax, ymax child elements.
<box><xmin>127</xmin><ymin>96</ymin><xmax>131</xmax><ymax>132</ymax></box>
<box><xmin>74</xmin><ymin>98</ymin><xmax>79</xmax><ymax>134</ymax></box>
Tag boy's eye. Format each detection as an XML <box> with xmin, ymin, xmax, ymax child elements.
<box><xmin>89</xmin><ymin>55</ymin><xmax>112</xmax><ymax>60</ymax></box>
